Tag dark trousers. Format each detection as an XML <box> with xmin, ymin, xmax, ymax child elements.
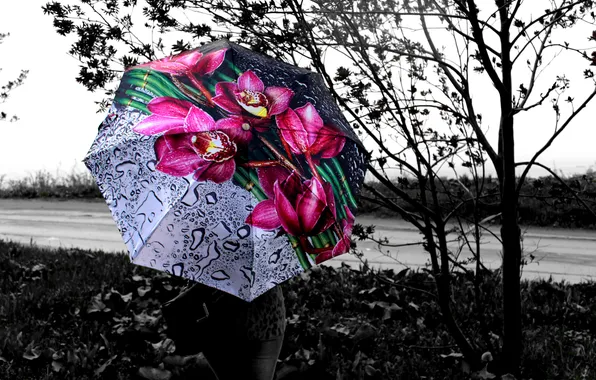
<box><xmin>202</xmin><ymin>334</ymin><xmax>284</xmax><ymax>380</ymax></box>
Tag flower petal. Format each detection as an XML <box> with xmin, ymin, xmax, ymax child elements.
<box><xmin>238</xmin><ymin>70</ymin><xmax>265</xmax><ymax>92</ymax></box>
<box><xmin>213</xmin><ymin>82</ymin><xmax>243</xmax><ymax>114</ymax></box>
<box><xmin>264</xmin><ymin>87</ymin><xmax>294</xmax><ymax>116</ymax></box>
<box><xmin>147</xmin><ymin>97</ymin><xmax>194</xmax><ymax>118</ymax></box>
<box><xmin>324</xmin><ymin>181</ymin><xmax>337</xmax><ymax>219</ymax></box>
<box><xmin>312</xmin><ymin>126</ymin><xmax>346</xmax><ymax>159</ymax></box>
<box><xmin>276</xmin><ymin>108</ymin><xmax>309</xmax><ymax>153</ymax></box>
<box><xmin>193</xmin><ymin>49</ymin><xmax>227</xmax><ymax>76</ymax></box>
<box><xmin>295</xmin><ymin>103</ymin><xmax>324</xmax><ymax>147</ymax></box>
<box><xmin>184</xmin><ymin>106</ymin><xmax>216</xmax><ymax>133</ymax></box>
<box><xmin>155</xmin><ymin>149</ymin><xmax>201</xmax><ymax>177</ymax></box>
<box><xmin>296</xmin><ymin>178</ymin><xmax>327</xmax><ymax>234</ymax></box>
<box><xmin>273</xmin><ymin>181</ymin><xmax>302</xmax><ymax>236</ymax></box>
<box><xmin>257</xmin><ymin>166</ymin><xmax>291</xmax><ymax>198</ymax></box>
<box><xmin>280</xmin><ymin>171</ymin><xmax>303</xmax><ymax>204</ymax></box>
<box><xmin>149</xmin><ymin>61</ymin><xmax>189</xmax><ymax>75</ymax></box>
<box><xmin>215</xmin><ymin>117</ymin><xmax>253</xmax><ymax>147</ymax></box>
<box><xmin>154</xmin><ymin>134</ymin><xmax>193</xmax><ymax>159</ymax></box>
<box><xmin>311</xmin><ymin>208</ymin><xmax>336</xmax><ymax>236</ymax></box>
<box><xmin>194</xmin><ymin>159</ymin><xmax>235</xmax><ymax>183</ymax></box>
<box><xmin>133</xmin><ymin>114</ymin><xmax>185</xmax><ymax>135</ymax></box>
<box><xmin>175</xmin><ymin>50</ymin><xmax>203</xmax><ymax>69</ymax></box>
<box><xmin>245</xmin><ymin>200</ymin><xmax>281</xmax><ymax>230</ymax></box>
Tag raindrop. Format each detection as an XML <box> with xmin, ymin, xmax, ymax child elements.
<box><xmin>190</xmin><ymin>228</ymin><xmax>205</xmax><ymax>250</ymax></box>
<box><xmin>205</xmin><ymin>192</ymin><xmax>218</xmax><ymax>204</ymax></box>
<box><xmin>167</xmin><ymin>224</ymin><xmax>174</xmax><ymax>232</ymax></box>
<box><xmin>237</xmin><ymin>226</ymin><xmax>250</xmax><ymax>239</ymax></box>
<box><xmin>223</xmin><ymin>241</ymin><xmax>240</xmax><ymax>252</ymax></box>
<box><xmin>170</xmin><ymin>183</ymin><xmax>177</xmax><ymax>191</ymax></box>
<box><xmin>182</xmin><ymin>253</ymin><xmax>188</xmax><ymax>260</ymax></box>
<box><xmin>152</xmin><ymin>242</ymin><xmax>164</xmax><ymax>254</ymax></box>
<box><xmin>174</xmin><ymin>210</ymin><xmax>182</xmax><ymax>217</ymax></box>
<box><xmin>211</xmin><ymin>270</ymin><xmax>230</xmax><ymax>281</ymax></box>
<box><xmin>171</xmin><ymin>263</ymin><xmax>184</xmax><ymax>276</ymax></box>
<box><xmin>269</xmin><ymin>249</ymin><xmax>282</xmax><ymax>264</ymax></box>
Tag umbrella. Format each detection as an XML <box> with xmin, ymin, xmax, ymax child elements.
<box><xmin>85</xmin><ymin>39</ymin><xmax>368</xmax><ymax>301</ymax></box>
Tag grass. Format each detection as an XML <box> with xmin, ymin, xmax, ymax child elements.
<box><xmin>2</xmin><ymin>240</ymin><xmax>596</xmax><ymax>379</ymax></box>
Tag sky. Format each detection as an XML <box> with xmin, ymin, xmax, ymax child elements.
<box><xmin>0</xmin><ymin>1</ymin><xmax>595</xmax><ymax>181</ymax></box>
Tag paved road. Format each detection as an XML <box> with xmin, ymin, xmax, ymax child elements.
<box><xmin>1</xmin><ymin>199</ymin><xmax>595</xmax><ymax>283</ymax></box>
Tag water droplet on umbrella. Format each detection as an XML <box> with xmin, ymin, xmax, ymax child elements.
<box><xmin>134</xmin><ymin>152</ymin><xmax>142</xmax><ymax>161</ymax></box>
<box><xmin>237</xmin><ymin>226</ymin><xmax>250</xmax><ymax>239</ymax></box>
<box><xmin>211</xmin><ymin>270</ymin><xmax>230</xmax><ymax>281</ymax></box>
<box><xmin>205</xmin><ymin>192</ymin><xmax>218</xmax><ymax>204</ymax></box>
<box><xmin>223</xmin><ymin>241</ymin><xmax>240</xmax><ymax>252</ymax></box>
<box><xmin>152</xmin><ymin>242</ymin><xmax>164</xmax><ymax>254</ymax></box>
<box><xmin>172</xmin><ymin>263</ymin><xmax>184</xmax><ymax>276</ymax></box>
<box><xmin>167</xmin><ymin>224</ymin><xmax>174</xmax><ymax>232</ymax></box>
<box><xmin>269</xmin><ymin>249</ymin><xmax>282</xmax><ymax>264</ymax></box>
<box><xmin>170</xmin><ymin>184</ymin><xmax>177</xmax><ymax>191</ymax></box>
<box><xmin>181</xmin><ymin>227</ymin><xmax>189</xmax><ymax>233</ymax></box>
<box><xmin>182</xmin><ymin>253</ymin><xmax>188</xmax><ymax>260</ymax></box>
<box><xmin>190</xmin><ymin>228</ymin><xmax>205</xmax><ymax>250</ymax></box>
<box><xmin>150</xmin><ymin>259</ymin><xmax>156</xmax><ymax>267</ymax></box>
<box><xmin>174</xmin><ymin>210</ymin><xmax>182</xmax><ymax>217</ymax></box>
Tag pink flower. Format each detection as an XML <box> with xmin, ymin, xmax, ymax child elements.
<box><xmin>137</xmin><ymin>99</ymin><xmax>251</xmax><ymax>183</ymax></box>
<box><xmin>315</xmin><ymin>206</ymin><xmax>355</xmax><ymax>264</ymax></box>
<box><xmin>245</xmin><ymin>167</ymin><xmax>336</xmax><ymax>237</ymax></box>
<box><xmin>136</xmin><ymin>49</ymin><xmax>227</xmax><ymax>77</ymax></box>
<box><xmin>276</xmin><ymin>103</ymin><xmax>345</xmax><ymax>162</ymax></box>
<box><xmin>212</xmin><ymin>70</ymin><xmax>294</xmax><ymax>119</ymax></box>
<box><xmin>133</xmin><ymin>97</ymin><xmax>252</xmax><ymax>144</ymax></box>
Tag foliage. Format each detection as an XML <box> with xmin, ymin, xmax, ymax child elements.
<box><xmin>0</xmin><ymin>169</ymin><xmax>101</xmax><ymax>199</ymax></box>
<box><xmin>0</xmin><ymin>33</ymin><xmax>28</xmax><ymax>122</ymax></box>
<box><xmin>1</xmin><ymin>240</ymin><xmax>596</xmax><ymax>379</ymax></box>
<box><xmin>359</xmin><ymin>171</ymin><xmax>596</xmax><ymax>229</ymax></box>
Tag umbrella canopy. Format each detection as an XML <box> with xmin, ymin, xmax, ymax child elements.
<box><xmin>85</xmin><ymin>39</ymin><xmax>368</xmax><ymax>301</ymax></box>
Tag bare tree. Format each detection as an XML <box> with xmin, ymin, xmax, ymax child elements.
<box><xmin>0</xmin><ymin>33</ymin><xmax>28</xmax><ymax>122</ymax></box>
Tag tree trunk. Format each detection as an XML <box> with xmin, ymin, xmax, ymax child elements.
<box><xmin>498</xmin><ymin>2</ymin><xmax>522</xmax><ymax>372</ymax></box>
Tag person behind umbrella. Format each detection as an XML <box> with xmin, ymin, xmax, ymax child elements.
<box><xmin>193</xmin><ymin>284</ymin><xmax>286</xmax><ymax>380</ymax></box>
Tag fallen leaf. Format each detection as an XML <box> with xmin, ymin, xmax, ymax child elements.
<box><xmin>87</xmin><ymin>293</ymin><xmax>107</xmax><ymax>314</ymax></box>
<box><xmin>138</xmin><ymin>367</ymin><xmax>172</xmax><ymax>380</ymax></box>
<box><xmin>137</xmin><ymin>286</ymin><xmax>152</xmax><ymax>297</ymax></box>
<box><xmin>471</xmin><ymin>365</ymin><xmax>496</xmax><ymax>379</ymax></box>
<box><xmin>51</xmin><ymin>361</ymin><xmax>63</xmax><ymax>372</ymax></box>
<box><xmin>352</xmin><ymin>323</ymin><xmax>377</xmax><ymax>343</ymax></box>
<box><xmin>23</xmin><ymin>345</ymin><xmax>41</xmax><ymax>361</ymax></box>
<box><xmin>95</xmin><ymin>355</ymin><xmax>117</xmax><ymax>376</ymax></box>
<box><xmin>440</xmin><ymin>352</ymin><xmax>463</xmax><ymax>359</ymax></box>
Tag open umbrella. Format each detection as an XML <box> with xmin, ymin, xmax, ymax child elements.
<box><xmin>85</xmin><ymin>39</ymin><xmax>368</xmax><ymax>301</ymax></box>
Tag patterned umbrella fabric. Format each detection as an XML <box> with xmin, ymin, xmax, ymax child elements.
<box><xmin>85</xmin><ymin>40</ymin><xmax>368</xmax><ymax>301</ymax></box>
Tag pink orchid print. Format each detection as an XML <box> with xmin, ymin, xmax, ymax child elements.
<box><xmin>276</xmin><ymin>103</ymin><xmax>346</xmax><ymax>163</ymax></box>
<box><xmin>212</xmin><ymin>70</ymin><xmax>294</xmax><ymax>122</ymax></box>
<box><xmin>135</xmin><ymin>49</ymin><xmax>227</xmax><ymax>104</ymax></box>
<box><xmin>133</xmin><ymin>97</ymin><xmax>252</xmax><ymax>144</ymax></box>
<box><xmin>314</xmin><ymin>206</ymin><xmax>354</xmax><ymax>264</ymax></box>
<box><xmin>134</xmin><ymin>98</ymin><xmax>251</xmax><ymax>183</ymax></box>
<box><xmin>245</xmin><ymin>167</ymin><xmax>337</xmax><ymax>238</ymax></box>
